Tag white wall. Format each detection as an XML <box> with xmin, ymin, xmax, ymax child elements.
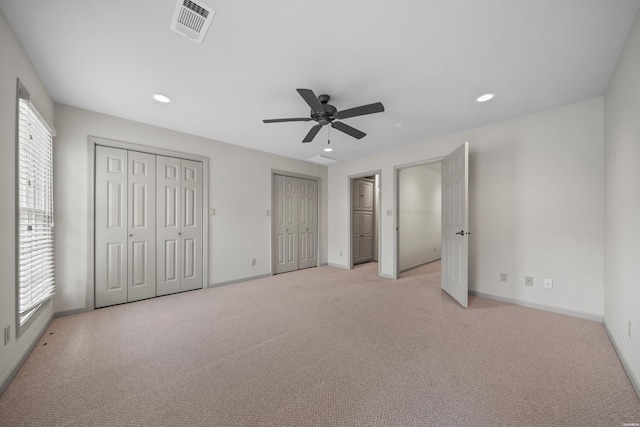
<box><xmin>0</xmin><ymin>9</ymin><xmax>55</xmax><ymax>390</ymax></box>
<box><xmin>398</xmin><ymin>165</ymin><xmax>441</xmax><ymax>271</ymax></box>
<box><xmin>604</xmin><ymin>11</ymin><xmax>640</xmax><ymax>394</ymax></box>
<box><xmin>53</xmin><ymin>104</ymin><xmax>328</xmax><ymax>314</ymax></box>
<box><xmin>329</xmin><ymin>98</ymin><xmax>604</xmax><ymax>319</ymax></box>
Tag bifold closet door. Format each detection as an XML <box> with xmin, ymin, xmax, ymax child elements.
<box><xmin>298</xmin><ymin>179</ymin><xmax>318</xmax><ymax>269</ymax></box>
<box><xmin>273</xmin><ymin>175</ymin><xmax>318</xmax><ymax>273</ymax></box>
<box><xmin>156</xmin><ymin>156</ymin><xmax>203</xmax><ymax>295</ymax></box>
<box><xmin>95</xmin><ymin>147</ymin><xmax>156</xmax><ymax>308</ymax></box>
<box><xmin>274</xmin><ymin>175</ymin><xmax>298</xmax><ymax>274</ymax></box>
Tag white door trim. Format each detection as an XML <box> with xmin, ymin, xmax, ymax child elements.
<box><xmin>87</xmin><ymin>136</ymin><xmax>210</xmax><ymax>311</ymax></box>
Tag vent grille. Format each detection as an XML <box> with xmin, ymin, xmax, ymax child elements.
<box><xmin>170</xmin><ymin>0</ymin><xmax>215</xmax><ymax>44</ymax></box>
<box><xmin>306</xmin><ymin>155</ymin><xmax>337</xmax><ymax>165</ymax></box>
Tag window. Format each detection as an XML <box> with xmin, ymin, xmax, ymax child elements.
<box><xmin>17</xmin><ymin>82</ymin><xmax>55</xmax><ymax>331</ymax></box>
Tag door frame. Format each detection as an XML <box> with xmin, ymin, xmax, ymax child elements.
<box><xmin>393</xmin><ymin>157</ymin><xmax>444</xmax><ymax>279</ymax></box>
<box><xmin>271</xmin><ymin>170</ymin><xmax>321</xmax><ymax>275</ymax></box>
<box><xmin>348</xmin><ymin>170</ymin><xmax>382</xmax><ymax>276</ymax></box>
<box><xmin>87</xmin><ymin>136</ymin><xmax>210</xmax><ymax>311</ymax></box>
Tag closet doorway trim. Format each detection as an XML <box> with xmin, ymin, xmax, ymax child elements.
<box><xmin>86</xmin><ymin>136</ymin><xmax>209</xmax><ymax>311</ymax></box>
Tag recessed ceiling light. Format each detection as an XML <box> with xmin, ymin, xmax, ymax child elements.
<box><xmin>394</xmin><ymin>123</ymin><xmax>403</xmax><ymax>128</ymax></box>
<box><xmin>324</xmin><ymin>147</ymin><xmax>333</xmax><ymax>152</ymax></box>
<box><xmin>152</xmin><ymin>94</ymin><xmax>171</xmax><ymax>103</ymax></box>
<box><xmin>476</xmin><ymin>93</ymin><xmax>495</xmax><ymax>103</ymax></box>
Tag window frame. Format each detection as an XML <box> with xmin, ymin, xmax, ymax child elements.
<box><xmin>15</xmin><ymin>80</ymin><xmax>56</xmax><ymax>336</ymax></box>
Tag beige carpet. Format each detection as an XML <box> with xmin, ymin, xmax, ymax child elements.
<box><xmin>1</xmin><ymin>261</ymin><xmax>638</xmax><ymax>426</ymax></box>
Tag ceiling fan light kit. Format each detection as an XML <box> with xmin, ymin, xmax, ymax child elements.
<box><xmin>263</xmin><ymin>88</ymin><xmax>385</xmax><ymax>144</ymax></box>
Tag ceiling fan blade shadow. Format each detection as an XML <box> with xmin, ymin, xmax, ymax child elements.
<box><xmin>297</xmin><ymin>88</ymin><xmax>324</xmax><ymax>114</ymax></box>
<box><xmin>337</xmin><ymin>102</ymin><xmax>384</xmax><ymax>120</ymax></box>
<box><xmin>331</xmin><ymin>121</ymin><xmax>366</xmax><ymax>139</ymax></box>
<box><xmin>303</xmin><ymin>124</ymin><xmax>323</xmax><ymax>143</ymax></box>
<box><xmin>263</xmin><ymin>118</ymin><xmax>312</xmax><ymax>123</ymax></box>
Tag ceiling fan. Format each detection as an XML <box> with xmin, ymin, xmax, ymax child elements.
<box><xmin>263</xmin><ymin>89</ymin><xmax>385</xmax><ymax>143</ymax></box>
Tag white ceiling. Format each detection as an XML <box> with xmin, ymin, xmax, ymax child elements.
<box><xmin>2</xmin><ymin>1</ymin><xmax>639</xmax><ymax>163</ymax></box>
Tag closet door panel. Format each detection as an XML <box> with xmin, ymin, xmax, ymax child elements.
<box><xmin>273</xmin><ymin>175</ymin><xmax>298</xmax><ymax>274</ymax></box>
<box><xmin>156</xmin><ymin>156</ymin><xmax>182</xmax><ymax>296</ymax></box>
<box><xmin>298</xmin><ymin>179</ymin><xmax>318</xmax><ymax>269</ymax></box>
<box><xmin>127</xmin><ymin>151</ymin><xmax>156</xmax><ymax>302</ymax></box>
<box><xmin>95</xmin><ymin>146</ymin><xmax>128</xmax><ymax>308</ymax></box>
<box><xmin>180</xmin><ymin>159</ymin><xmax>203</xmax><ymax>291</ymax></box>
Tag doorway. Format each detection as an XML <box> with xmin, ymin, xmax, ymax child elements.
<box><xmin>393</xmin><ymin>142</ymin><xmax>469</xmax><ymax>308</ymax></box>
<box><xmin>397</xmin><ymin>162</ymin><xmax>442</xmax><ymax>276</ymax></box>
<box><xmin>349</xmin><ymin>172</ymin><xmax>381</xmax><ymax>270</ymax></box>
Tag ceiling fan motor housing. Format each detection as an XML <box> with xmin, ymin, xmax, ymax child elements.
<box><xmin>312</xmin><ymin>94</ymin><xmax>337</xmax><ymax>125</ymax></box>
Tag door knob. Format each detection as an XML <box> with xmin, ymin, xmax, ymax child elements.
<box><xmin>455</xmin><ymin>230</ymin><xmax>464</xmax><ymax>236</ymax></box>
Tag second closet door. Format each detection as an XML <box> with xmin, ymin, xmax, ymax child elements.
<box><xmin>156</xmin><ymin>156</ymin><xmax>203</xmax><ymax>296</ymax></box>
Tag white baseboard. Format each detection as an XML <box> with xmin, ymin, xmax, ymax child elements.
<box><xmin>209</xmin><ymin>273</ymin><xmax>271</xmax><ymax>288</ymax></box>
<box><xmin>468</xmin><ymin>290</ymin><xmax>603</xmax><ymax>323</ymax></box>
<box><xmin>55</xmin><ymin>307</ymin><xmax>87</xmax><ymax>318</ymax></box>
<box><xmin>400</xmin><ymin>257</ymin><xmax>441</xmax><ymax>273</ymax></box>
<box><xmin>327</xmin><ymin>263</ymin><xmax>350</xmax><ymax>270</ymax></box>
<box><xmin>603</xmin><ymin>319</ymin><xmax>640</xmax><ymax>400</ymax></box>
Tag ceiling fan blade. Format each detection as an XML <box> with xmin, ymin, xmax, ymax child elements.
<box><xmin>331</xmin><ymin>121</ymin><xmax>366</xmax><ymax>139</ymax></box>
<box><xmin>336</xmin><ymin>102</ymin><xmax>385</xmax><ymax>120</ymax></box>
<box><xmin>263</xmin><ymin>118</ymin><xmax>312</xmax><ymax>123</ymax></box>
<box><xmin>297</xmin><ymin>88</ymin><xmax>324</xmax><ymax>115</ymax></box>
<box><xmin>303</xmin><ymin>124</ymin><xmax>323</xmax><ymax>143</ymax></box>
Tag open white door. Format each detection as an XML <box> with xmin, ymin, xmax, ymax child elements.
<box><xmin>441</xmin><ymin>142</ymin><xmax>469</xmax><ymax>307</ymax></box>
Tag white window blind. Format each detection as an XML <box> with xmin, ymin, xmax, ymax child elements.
<box><xmin>17</xmin><ymin>96</ymin><xmax>55</xmax><ymax>326</ymax></box>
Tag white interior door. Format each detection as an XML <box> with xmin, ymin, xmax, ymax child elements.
<box><xmin>156</xmin><ymin>156</ymin><xmax>181</xmax><ymax>296</ymax></box>
<box><xmin>156</xmin><ymin>156</ymin><xmax>203</xmax><ymax>295</ymax></box>
<box><xmin>298</xmin><ymin>179</ymin><xmax>318</xmax><ymax>269</ymax></box>
<box><xmin>274</xmin><ymin>175</ymin><xmax>298</xmax><ymax>274</ymax></box>
<box><xmin>127</xmin><ymin>151</ymin><xmax>156</xmax><ymax>302</ymax></box>
<box><xmin>180</xmin><ymin>159</ymin><xmax>203</xmax><ymax>291</ymax></box>
<box><xmin>441</xmin><ymin>142</ymin><xmax>469</xmax><ymax>307</ymax></box>
<box><xmin>95</xmin><ymin>146</ymin><xmax>128</xmax><ymax>308</ymax></box>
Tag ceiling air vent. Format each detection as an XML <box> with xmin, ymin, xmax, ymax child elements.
<box><xmin>306</xmin><ymin>155</ymin><xmax>337</xmax><ymax>165</ymax></box>
<box><xmin>170</xmin><ymin>0</ymin><xmax>216</xmax><ymax>44</ymax></box>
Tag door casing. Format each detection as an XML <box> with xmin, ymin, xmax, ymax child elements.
<box><xmin>87</xmin><ymin>136</ymin><xmax>209</xmax><ymax>311</ymax></box>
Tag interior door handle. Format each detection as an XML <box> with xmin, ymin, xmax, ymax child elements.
<box><xmin>455</xmin><ymin>230</ymin><xmax>464</xmax><ymax>236</ymax></box>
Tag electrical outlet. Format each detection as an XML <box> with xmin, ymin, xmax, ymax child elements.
<box><xmin>544</xmin><ymin>279</ymin><xmax>553</xmax><ymax>290</ymax></box>
<box><xmin>250</xmin><ymin>258</ymin><xmax>256</xmax><ymax>266</ymax></box>
<box><xmin>500</xmin><ymin>273</ymin><xmax>508</xmax><ymax>283</ymax></box>
<box><xmin>525</xmin><ymin>276</ymin><xmax>533</xmax><ymax>287</ymax></box>
<box><xmin>4</xmin><ymin>326</ymin><xmax>9</xmax><ymax>346</ymax></box>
